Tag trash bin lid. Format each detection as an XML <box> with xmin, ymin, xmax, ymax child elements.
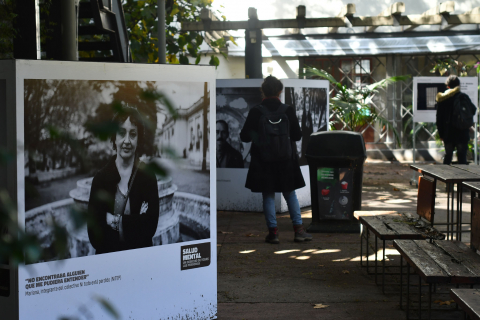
<box><xmin>305</xmin><ymin>131</ymin><xmax>366</xmax><ymax>158</ymax></box>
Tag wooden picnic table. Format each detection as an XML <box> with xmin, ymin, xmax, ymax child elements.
<box><xmin>450</xmin><ymin>288</ymin><xmax>480</xmax><ymax>320</ymax></box>
<box><xmin>410</xmin><ymin>164</ymin><xmax>480</xmax><ymax>240</ymax></box>
<box><xmin>355</xmin><ymin>208</ymin><xmax>443</xmax><ymax>294</ymax></box>
<box><xmin>394</xmin><ymin>239</ymin><xmax>480</xmax><ymax>319</ymax></box>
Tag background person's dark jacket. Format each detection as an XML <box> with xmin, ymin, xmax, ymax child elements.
<box><xmin>436</xmin><ymin>86</ymin><xmax>471</xmax><ymax>144</ymax></box>
<box><xmin>87</xmin><ymin>156</ymin><xmax>160</xmax><ymax>254</ymax></box>
<box><xmin>240</xmin><ymin>98</ymin><xmax>306</xmax><ymax>192</ymax></box>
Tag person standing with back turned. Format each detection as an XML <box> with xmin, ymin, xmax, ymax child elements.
<box><xmin>436</xmin><ymin>75</ymin><xmax>476</xmax><ymax>164</ymax></box>
<box><xmin>240</xmin><ymin>76</ymin><xmax>312</xmax><ymax>244</ymax></box>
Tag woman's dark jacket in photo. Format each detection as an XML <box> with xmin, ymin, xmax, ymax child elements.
<box><xmin>436</xmin><ymin>86</ymin><xmax>471</xmax><ymax>144</ymax></box>
<box><xmin>240</xmin><ymin>97</ymin><xmax>306</xmax><ymax>193</ymax></box>
<box><xmin>87</xmin><ymin>156</ymin><xmax>160</xmax><ymax>254</ymax></box>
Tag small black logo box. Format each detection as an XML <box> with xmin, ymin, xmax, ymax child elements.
<box><xmin>181</xmin><ymin>242</ymin><xmax>211</xmax><ymax>271</ymax></box>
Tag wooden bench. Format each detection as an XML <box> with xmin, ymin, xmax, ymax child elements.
<box><xmin>355</xmin><ymin>175</ymin><xmax>442</xmax><ymax>293</ymax></box>
<box><xmin>450</xmin><ymin>289</ymin><xmax>480</xmax><ymax>320</ymax></box>
<box><xmin>393</xmin><ymin>196</ymin><xmax>480</xmax><ymax>320</ymax></box>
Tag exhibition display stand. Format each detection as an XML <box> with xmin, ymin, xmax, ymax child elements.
<box><xmin>0</xmin><ymin>60</ymin><xmax>217</xmax><ymax>320</ymax></box>
<box><xmin>216</xmin><ymin>78</ymin><xmax>330</xmax><ymax>212</ymax></box>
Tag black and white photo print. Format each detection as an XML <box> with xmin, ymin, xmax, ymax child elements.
<box><xmin>24</xmin><ymin>79</ymin><xmax>211</xmax><ymax>261</ymax></box>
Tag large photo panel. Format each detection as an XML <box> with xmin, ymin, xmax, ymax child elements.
<box><xmin>15</xmin><ymin>61</ymin><xmax>217</xmax><ymax>320</ymax></box>
<box><xmin>413</xmin><ymin>76</ymin><xmax>479</xmax><ymax>123</ymax></box>
<box><xmin>216</xmin><ymin>78</ymin><xmax>329</xmax><ymax>212</ymax></box>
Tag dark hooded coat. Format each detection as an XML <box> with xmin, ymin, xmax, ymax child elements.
<box><xmin>436</xmin><ymin>86</ymin><xmax>471</xmax><ymax>144</ymax></box>
<box><xmin>240</xmin><ymin>97</ymin><xmax>305</xmax><ymax>193</ymax></box>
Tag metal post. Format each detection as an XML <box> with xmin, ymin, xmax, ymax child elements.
<box><xmin>61</xmin><ymin>0</ymin><xmax>77</xmax><ymax>61</ymax></box>
<box><xmin>13</xmin><ymin>0</ymin><xmax>41</xmax><ymax>59</ymax></box>
<box><xmin>245</xmin><ymin>8</ymin><xmax>262</xmax><ymax>79</ymax></box>
<box><xmin>158</xmin><ymin>0</ymin><xmax>166</xmax><ymax>64</ymax></box>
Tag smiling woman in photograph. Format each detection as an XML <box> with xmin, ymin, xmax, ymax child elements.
<box><xmin>87</xmin><ymin>106</ymin><xmax>159</xmax><ymax>254</ymax></box>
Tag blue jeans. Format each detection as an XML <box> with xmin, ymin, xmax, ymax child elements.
<box><xmin>262</xmin><ymin>191</ymin><xmax>303</xmax><ymax>228</ymax></box>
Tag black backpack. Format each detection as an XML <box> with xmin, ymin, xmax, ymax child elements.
<box><xmin>254</xmin><ymin>104</ymin><xmax>293</xmax><ymax>162</ymax></box>
<box><xmin>452</xmin><ymin>92</ymin><xmax>476</xmax><ymax>130</ymax></box>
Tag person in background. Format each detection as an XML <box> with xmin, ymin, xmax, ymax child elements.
<box><xmin>436</xmin><ymin>75</ymin><xmax>473</xmax><ymax>164</ymax></box>
<box><xmin>216</xmin><ymin>120</ymin><xmax>244</xmax><ymax>168</ymax></box>
<box><xmin>240</xmin><ymin>76</ymin><xmax>312</xmax><ymax>244</ymax></box>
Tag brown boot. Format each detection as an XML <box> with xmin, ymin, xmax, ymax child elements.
<box><xmin>293</xmin><ymin>225</ymin><xmax>312</xmax><ymax>242</ymax></box>
<box><xmin>265</xmin><ymin>227</ymin><xmax>279</xmax><ymax>244</ymax></box>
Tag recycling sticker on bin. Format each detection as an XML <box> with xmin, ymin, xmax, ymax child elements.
<box><xmin>317</xmin><ymin>167</ymin><xmax>353</xmax><ymax>220</ymax></box>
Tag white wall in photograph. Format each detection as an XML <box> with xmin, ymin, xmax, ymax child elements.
<box><xmin>413</xmin><ymin>76</ymin><xmax>478</xmax><ymax>123</ymax></box>
<box><xmin>216</xmin><ymin>78</ymin><xmax>329</xmax><ymax>212</ymax></box>
<box><xmin>0</xmin><ymin>60</ymin><xmax>217</xmax><ymax>320</ymax></box>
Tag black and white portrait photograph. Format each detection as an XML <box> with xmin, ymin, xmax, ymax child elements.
<box><xmin>24</xmin><ymin>79</ymin><xmax>211</xmax><ymax>262</ymax></box>
<box><xmin>216</xmin><ymin>86</ymin><xmax>262</xmax><ymax>168</ymax></box>
<box><xmin>417</xmin><ymin>83</ymin><xmax>447</xmax><ymax>111</ymax></box>
<box><xmin>285</xmin><ymin>87</ymin><xmax>328</xmax><ymax>166</ymax></box>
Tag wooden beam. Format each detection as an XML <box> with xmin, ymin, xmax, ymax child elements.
<box><xmin>403</xmin><ymin>1</ymin><xmax>454</xmax><ymax>31</ymax></box>
<box><xmin>328</xmin><ymin>3</ymin><xmax>355</xmax><ymax>33</ymax></box>
<box><xmin>181</xmin><ymin>3</ymin><xmax>480</xmax><ymax>32</ymax></box>
<box><xmin>182</xmin><ymin>17</ymin><xmax>345</xmax><ymax>31</ymax></box>
<box><xmin>443</xmin><ymin>7</ymin><xmax>480</xmax><ymax>30</ymax></box>
<box><xmin>367</xmin><ymin>2</ymin><xmax>405</xmax><ymax>32</ymax></box>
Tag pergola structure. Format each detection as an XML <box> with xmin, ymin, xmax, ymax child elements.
<box><xmin>182</xmin><ymin>1</ymin><xmax>480</xmax><ymax>159</ymax></box>
<box><xmin>183</xmin><ymin>1</ymin><xmax>480</xmax><ymax>78</ymax></box>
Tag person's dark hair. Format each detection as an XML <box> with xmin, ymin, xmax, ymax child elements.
<box><xmin>261</xmin><ymin>75</ymin><xmax>283</xmax><ymax>98</ymax></box>
<box><xmin>446</xmin><ymin>75</ymin><xmax>460</xmax><ymax>88</ymax></box>
<box><xmin>111</xmin><ymin>106</ymin><xmax>145</xmax><ymax>155</ymax></box>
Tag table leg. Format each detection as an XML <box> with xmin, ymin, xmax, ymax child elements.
<box><xmin>451</xmin><ymin>183</ymin><xmax>455</xmax><ymax>241</ymax></box>
<box><xmin>428</xmin><ymin>283</ymin><xmax>432</xmax><ymax>320</ymax></box>
<box><xmin>383</xmin><ymin>240</ymin><xmax>385</xmax><ymax>294</ymax></box>
<box><xmin>360</xmin><ymin>224</ymin><xmax>363</xmax><ymax>267</ymax></box>
<box><xmin>447</xmin><ymin>183</ymin><xmax>451</xmax><ymax>240</ymax></box>
<box><xmin>400</xmin><ymin>255</ymin><xmax>403</xmax><ymax>310</ymax></box>
<box><xmin>407</xmin><ymin>264</ymin><xmax>410</xmax><ymax>320</ymax></box>
<box><xmin>375</xmin><ymin>236</ymin><xmax>378</xmax><ymax>284</ymax></box>
<box><xmin>366</xmin><ymin>229</ymin><xmax>369</xmax><ymax>273</ymax></box>
<box><xmin>419</xmin><ymin>274</ymin><xmax>422</xmax><ymax>319</ymax></box>
<box><xmin>457</xmin><ymin>183</ymin><xmax>462</xmax><ymax>241</ymax></box>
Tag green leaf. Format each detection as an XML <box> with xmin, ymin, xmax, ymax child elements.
<box><xmin>229</xmin><ymin>36</ymin><xmax>238</xmax><ymax>46</ymax></box>
<box><xmin>209</xmin><ymin>55</ymin><xmax>220</xmax><ymax>68</ymax></box>
<box><xmin>178</xmin><ymin>35</ymin><xmax>187</xmax><ymax>48</ymax></box>
<box><xmin>94</xmin><ymin>296</ymin><xmax>120</xmax><ymax>319</ymax></box>
<box><xmin>195</xmin><ymin>55</ymin><xmax>201</xmax><ymax>65</ymax></box>
<box><xmin>303</xmin><ymin>67</ymin><xmax>337</xmax><ymax>84</ymax></box>
<box><xmin>179</xmin><ymin>54</ymin><xmax>189</xmax><ymax>65</ymax></box>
